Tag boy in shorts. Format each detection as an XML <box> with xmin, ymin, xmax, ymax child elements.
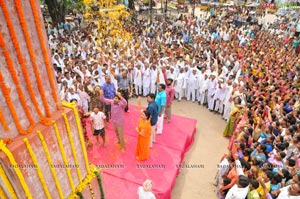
<box><xmin>90</xmin><ymin>107</ymin><xmax>106</xmax><ymax>146</ymax></box>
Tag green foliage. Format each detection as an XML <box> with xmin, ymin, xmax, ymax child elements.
<box><xmin>41</xmin><ymin>0</ymin><xmax>84</xmax><ymax>12</ymax></box>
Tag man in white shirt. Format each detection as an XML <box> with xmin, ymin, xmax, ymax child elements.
<box><xmin>275</xmin><ymin>183</ymin><xmax>300</xmax><ymax>199</ymax></box>
<box><xmin>134</xmin><ymin>64</ymin><xmax>143</xmax><ymax>96</ymax></box>
<box><xmin>225</xmin><ymin>175</ymin><xmax>249</xmax><ymax>199</ymax></box>
<box><xmin>186</xmin><ymin>68</ymin><xmax>198</xmax><ymax>102</ymax></box>
<box><xmin>138</xmin><ymin>180</ymin><xmax>156</xmax><ymax>199</ymax></box>
<box><xmin>66</xmin><ymin>87</ymin><xmax>80</xmax><ymax>103</ymax></box>
<box><xmin>142</xmin><ymin>64</ymin><xmax>151</xmax><ymax>96</ymax></box>
<box><xmin>90</xmin><ymin>107</ymin><xmax>106</xmax><ymax>146</ymax></box>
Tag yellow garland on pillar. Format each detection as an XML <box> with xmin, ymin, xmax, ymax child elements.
<box><xmin>52</xmin><ymin>121</ymin><xmax>75</xmax><ymax>193</ymax></box>
<box><xmin>62</xmin><ymin>101</ymin><xmax>89</xmax><ymax>172</ymax></box>
<box><xmin>0</xmin><ymin>140</ymin><xmax>33</xmax><ymax>198</ymax></box>
<box><xmin>62</xmin><ymin>113</ymin><xmax>82</xmax><ymax>181</ymax></box>
<box><xmin>0</xmin><ymin>184</ymin><xmax>8</xmax><ymax>199</ymax></box>
<box><xmin>67</xmin><ymin>167</ymin><xmax>100</xmax><ymax>199</ymax></box>
<box><xmin>37</xmin><ymin>130</ymin><xmax>64</xmax><ymax>198</ymax></box>
<box><xmin>0</xmin><ymin>163</ymin><xmax>17</xmax><ymax>199</ymax></box>
<box><xmin>23</xmin><ymin>138</ymin><xmax>51</xmax><ymax>199</ymax></box>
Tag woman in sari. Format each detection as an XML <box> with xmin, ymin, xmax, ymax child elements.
<box><xmin>223</xmin><ymin>97</ymin><xmax>242</xmax><ymax>137</ymax></box>
<box><xmin>136</xmin><ymin>110</ymin><xmax>152</xmax><ymax>161</ymax></box>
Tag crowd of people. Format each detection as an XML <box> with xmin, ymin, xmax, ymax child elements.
<box><xmin>46</xmin><ymin>4</ymin><xmax>300</xmax><ymax>199</ymax></box>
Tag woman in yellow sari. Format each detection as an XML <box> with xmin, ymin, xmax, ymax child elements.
<box><xmin>223</xmin><ymin>99</ymin><xmax>241</xmax><ymax>137</ymax></box>
<box><xmin>136</xmin><ymin>110</ymin><xmax>152</xmax><ymax>161</ymax></box>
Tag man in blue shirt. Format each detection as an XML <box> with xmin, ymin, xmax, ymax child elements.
<box><xmin>101</xmin><ymin>76</ymin><xmax>116</xmax><ymax>122</ymax></box>
<box><xmin>146</xmin><ymin>93</ymin><xmax>159</xmax><ymax>148</ymax></box>
<box><xmin>155</xmin><ymin>84</ymin><xmax>167</xmax><ymax>135</ymax></box>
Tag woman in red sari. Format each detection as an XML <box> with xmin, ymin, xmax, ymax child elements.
<box><xmin>136</xmin><ymin>110</ymin><xmax>152</xmax><ymax>161</ymax></box>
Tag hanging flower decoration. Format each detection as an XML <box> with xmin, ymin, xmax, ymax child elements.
<box><xmin>28</xmin><ymin>0</ymin><xmax>61</xmax><ymax>110</ymax></box>
<box><xmin>14</xmin><ymin>0</ymin><xmax>51</xmax><ymax>118</ymax></box>
<box><xmin>0</xmin><ymin>0</ymin><xmax>51</xmax><ymax>127</ymax></box>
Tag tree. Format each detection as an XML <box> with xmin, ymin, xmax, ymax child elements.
<box><xmin>128</xmin><ymin>0</ymin><xmax>134</xmax><ymax>10</ymax></box>
<box><xmin>42</xmin><ymin>0</ymin><xmax>83</xmax><ymax>25</ymax></box>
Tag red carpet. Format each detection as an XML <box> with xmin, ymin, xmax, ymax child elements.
<box><xmin>87</xmin><ymin>105</ymin><xmax>197</xmax><ymax>199</ymax></box>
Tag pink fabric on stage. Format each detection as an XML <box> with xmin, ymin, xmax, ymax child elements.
<box><xmin>86</xmin><ymin>105</ymin><xmax>197</xmax><ymax>199</ymax></box>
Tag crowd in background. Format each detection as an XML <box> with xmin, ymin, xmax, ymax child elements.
<box><xmin>46</xmin><ymin>5</ymin><xmax>300</xmax><ymax>199</ymax></box>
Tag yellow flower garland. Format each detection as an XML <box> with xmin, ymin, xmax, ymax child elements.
<box><xmin>0</xmin><ymin>140</ymin><xmax>33</xmax><ymax>198</ymax></box>
<box><xmin>23</xmin><ymin>138</ymin><xmax>51</xmax><ymax>199</ymax></box>
<box><xmin>52</xmin><ymin>121</ymin><xmax>75</xmax><ymax>193</ymax></box>
<box><xmin>0</xmin><ymin>163</ymin><xmax>17</xmax><ymax>199</ymax></box>
<box><xmin>62</xmin><ymin>113</ymin><xmax>82</xmax><ymax>181</ymax></box>
<box><xmin>67</xmin><ymin>167</ymin><xmax>100</xmax><ymax>199</ymax></box>
<box><xmin>62</xmin><ymin>101</ymin><xmax>89</xmax><ymax>172</ymax></box>
<box><xmin>0</xmin><ymin>184</ymin><xmax>8</xmax><ymax>199</ymax></box>
<box><xmin>37</xmin><ymin>130</ymin><xmax>64</xmax><ymax>198</ymax></box>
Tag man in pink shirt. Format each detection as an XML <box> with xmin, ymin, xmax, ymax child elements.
<box><xmin>100</xmin><ymin>90</ymin><xmax>127</xmax><ymax>152</ymax></box>
<box><xmin>165</xmin><ymin>78</ymin><xmax>175</xmax><ymax>123</ymax></box>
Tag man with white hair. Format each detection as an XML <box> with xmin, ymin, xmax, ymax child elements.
<box><xmin>137</xmin><ymin>179</ymin><xmax>155</xmax><ymax>199</ymax></box>
<box><xmin>66</xmin><ymin>87</ymin><xmax>80</xmax><ymax>104</ymax></box>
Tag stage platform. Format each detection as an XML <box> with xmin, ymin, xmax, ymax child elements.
<box><xmin>87</xmin><ymin>105</ymin><xmax>197</xmax><ymax>199</ymax></box>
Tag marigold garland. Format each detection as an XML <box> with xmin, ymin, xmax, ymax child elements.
<box><xmin>0</xmin><ymin>0</ymin><xmax>51</xmax><ymax>126</ymax></box>
<box><xmin>14</xmin><ymin>0</ymin><xmax>51</xmax><ymax>117</ymax></box>
<box><xmin>52</xmin><ymin>121</ymin><xmax>75</xmax><ymax>193</ymax></box>
<box><xmin>0</xmin><ymin>30</ymin><xmax>35</xmax><ymax>134</ymax></box>
<box><xmin>0</xmin><ymin>107</ymin><xmax>9</xmax><ymax>131</ymax></box>
<box><xmin>23</xmin><ymin>138</ymin><xmax>52</xmax><ymax>199</ymax></box>
<box><xmin>28</xmin><ymin>0</ymin><xmax>61</xmax><ymax>110</ymax></box>
<box><xmin>0</xmin><ymin>185</ymin><xmax>8</xmax><ymax>199</ymax></box>
<box><xmin>37</xmin><ymin>130</ymin><xmax>64</xmax><ymax>198</ymax></box>
<box><xmin>0</xmin><ymin>163</ymin><xmax>17</xmax><ymax>199</ymax></box>
<box><xmin>62</xmin><ymin>101</ymin><xmax>90</xmax><ymax>172</ymax></box>
<box><xmin>67</xmin><ymin>166</ymin><xmax>103</xmax><ymax>199</ymax></box>
<box><xmin>0</xmin><ymin>71</ymin><xmax>26</xmax><ymax>135</ymax></box>
<box><xmin>62</xmin><ymin>113</ymin><xmax>82</xmax><ymax>181</ymax></box>
<box><xmin>0</xmin><ymin>140</ymin><xmax>33</xmax><ymax>198</ymax></box>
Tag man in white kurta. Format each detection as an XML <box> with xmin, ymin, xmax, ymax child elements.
<box><xmin>223</xmin><ymin>81</ymin><xmax>235</xmax><ymax>121</ymax></box>
<box><xmin>183</xmin><ymin>66</ymin><xmax>190</xmax><ymax>98</ymax></box>
<box><xmin>142</xmin><ymin>65</ymin><xmax>151</xmax><ymax>96</ymax></box>
<box><xmin>134</xmin><ymin>65</ymin><xmax>143</xmax><ymax>96</ymax></box>
<box><xmin>198</xmin><ymin>72</ymin><xmax>210</xmax><ymax>105</ymax></box>
<box><xmin>150</xmin><ymin>65</ymin><xmax>158</xmax><ymax>94</ymax></box>
<box><xmin>213</xmin><ymin>78</ymin><xmax>226</xmax><ymax>113</ymax></box>
<box><xmin>186</xmin><ymin>68</ymin><xmax>198</xmax><ymax>102</ymax></box>
<box><xmin>174</xmin><ymin>68</ymin><xmax>185</xmax><ymax>101</ymax></box>
<box><xmin>207</xmin><ymin>72</ymin><xmax>217</xmax><ymax>110</ymax></box>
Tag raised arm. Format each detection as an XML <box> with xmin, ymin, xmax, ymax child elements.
<box><xmin>99</xmin><ymin>90</ymin><xmax>113</xmax><ymax>104</ymax></box>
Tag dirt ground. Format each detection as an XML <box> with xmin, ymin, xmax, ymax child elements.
<box><xmin>130</xmin><ymin>98</ymin><xmax>228</xmax><ymax>199</ymax></box>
